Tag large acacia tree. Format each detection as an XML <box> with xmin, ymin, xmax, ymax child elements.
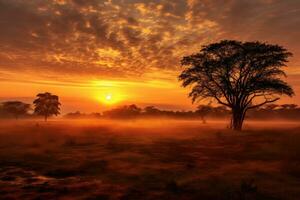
<box><xmin>179</xmin><ymin>40</ymin><xmax>294</xmax><ymax>130</ymax></box>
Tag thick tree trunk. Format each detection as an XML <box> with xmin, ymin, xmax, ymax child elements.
<box><xmin>231</xmin><ymin>108</ymin><xmax>245</xmax><ymax>131</ymax></box>
<box><xmin>44</xmin><ymin>115</ymin><xmax>48</xmax><ymax>122</ymax></box>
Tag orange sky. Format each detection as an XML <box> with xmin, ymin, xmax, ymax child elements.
<box><xmin>0</xmin><ymin>0</ymin><xmax>300</xmax><ymax>113</ymax></box>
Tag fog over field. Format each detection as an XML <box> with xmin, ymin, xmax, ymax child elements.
<box><xmin>0</xmin><ymin>119</ymin><xmax>299</xmax><ymax>200</ymax></box>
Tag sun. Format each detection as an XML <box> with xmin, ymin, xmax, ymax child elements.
<box><xmin>105</xmin><ymin>94</ymin><xmax>112</xmax><ymax>101</ymax></box>
<box><xmin>103</xmin><ymin>93</ymin><xmax>113</xmax><ymax>104</ymax></box>
<box><xmin>99</xmin><ymin>92</ymin><xmax>122</xmax><ymax>105</ymax></box>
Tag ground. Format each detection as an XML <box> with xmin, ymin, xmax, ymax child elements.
<box><xmin>0</xmin><ymin>119</ymin><xmax>299</xmax><ymax>200</ymax></box>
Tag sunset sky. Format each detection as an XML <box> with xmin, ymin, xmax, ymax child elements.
<box><xmin>0</xmin><ymin>0</ymin><xmax>300</xmax><ymax>113</ymax></box>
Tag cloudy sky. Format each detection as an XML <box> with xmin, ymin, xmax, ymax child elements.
<box><xmin>0</xmin><ymin>0</ymin><xmax>300</xmax><ymax>112</ymax></box>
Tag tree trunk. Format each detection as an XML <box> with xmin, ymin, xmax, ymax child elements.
<box><xmin>44</xmin><ymin>115</ymin><xmax>48</xmax><ymax>122</ymax></box>
<box><xmin>231</xmin><ymin>108</ymin><xmax>245</xmax><ymax>131</ymax></box>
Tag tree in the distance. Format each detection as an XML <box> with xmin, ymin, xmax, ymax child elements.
<box><xmin>196</xmin><ymin>104</ymin><xmax>213</xmax><ymax>124</ymax></box>
<box><xmin>179</xmin><ymin>40</ymin><xmax>294</xmax><ymax>130</ymax></box>
<box><xmin>280</xmin><ymin>104</ymin><xmax>298</xmax><ymax>110</ymax></box>
<box><xmin>33</xmin><ymin>92</ymin><xmax>61</xmax><ymax>121</ymax></box>
<box><xmin>103</xmin><ymin>104</ymin><xmax>141</xmax><ymax>118</ymax></box>
<box><xmin>1</xmin><ymin>101</ymin><xmax>31</xmax><ymax>119</ymax></box>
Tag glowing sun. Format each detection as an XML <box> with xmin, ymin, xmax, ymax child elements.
<box><xmin>100</xmin><ymin>93</ymin><xmax>122</xmax><ymax>105</ymax></box>
<box><xmin>105</xmin><ymin>94</ymin><xmax>112</xmax><ymax>101</ymax></box>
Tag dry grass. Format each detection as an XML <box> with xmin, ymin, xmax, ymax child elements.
<box><xmin>0</xmin><ymin>119</ymin><xmax>299</xmax><ymax>200</ymax></box>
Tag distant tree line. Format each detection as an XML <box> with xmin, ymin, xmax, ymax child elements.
<box><xmin>1</xmin><ymin>93</ymin><xmax>298</xmax><ymax>122</ymax></box>
<box><xmin>0</xmin><ymin>92</ymin><xmax>60</xmax><ymax>121</ymax></box>
<box><xmin>64</xmin><ymin>103</ymin><xmax>300</xmax><ymax>121</ymax></box>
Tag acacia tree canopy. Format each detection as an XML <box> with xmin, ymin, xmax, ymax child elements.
<box><xmin>179</xmin><ymin>40</ymin><xmax>294</xmax><ymax>130</ymax></box>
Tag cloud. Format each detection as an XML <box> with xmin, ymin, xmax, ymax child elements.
<box><xmin>0</xmin><ymin>0</ymin><xmax>299</xmax><ymax>80</ymax></box>
<box><xmin>186</xmin><ymin>0</ymin><xmax>300</xmax><ymax>69</ymax></box>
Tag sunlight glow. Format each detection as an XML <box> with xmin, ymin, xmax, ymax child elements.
<box><xmin>105</xmin><ymin>94</ymin><xmax>112</xmax><ymax>101</ymax></box>
<box><xmin>97</xmin><ymin>92</ymin><xmax>124</xmax><ymax>105</ymax></box>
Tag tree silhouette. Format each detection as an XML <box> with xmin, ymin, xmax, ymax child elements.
<box><xmin>144</xmin><ymin>106</ymin><xmax>160</xmax><ymax>115</ymax></box>
<box><xmin>196</xmin><ymin>104</ymin><xmax>213</xmax><ymax>124</ymax></box>
<box><xmin>103</xmin><ymin>104</ymin><xmax>141</xmax><ymax>118</ymax></box>
<box><xmin>33</xmin><ymin>92</ymin><xmax>61</xmax><ymax>121</ymax></box>
<box><xmin>179</xmin><ymin>40</ymin><xmax>294</xmax><ymax>130</ymax></box>
<box><xmin>263</xmin><ymin>104</ymin><xmax>279</xmax><ymax>111</ymax></box>
<box><xmin>280</xmin><ymin>104</ymin><xmax>298</xmax><ymax>110</ymax></box>
<box><xmin>1</xmin><ymin>101</ymin><xmax>31</xmax><ymax>119</ymax></box>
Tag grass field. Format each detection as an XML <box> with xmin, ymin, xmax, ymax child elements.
<box><xmin>0</xmin><ymin>119</ymin><xmax>299</xmax><ymax>200</ymax></box>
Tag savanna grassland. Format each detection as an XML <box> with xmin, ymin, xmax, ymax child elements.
<box><xmin>0</xmin><ymin>119</ymin><xmax>299</xmax><ymax>200</ymax></box>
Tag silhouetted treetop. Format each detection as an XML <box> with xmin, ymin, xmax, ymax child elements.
<box><xmin>33</xmin><ymin>92</ymin><xmax>61</xmax><ymax>121</ymax></box>
<box><xmin>103</xmin><ymin>104</ymin><xmax>141</xmax><ymax>118</ymax></box>
<box><xmin>1</xmin><ymin>101</ymin><xmax>31</xmax><ymax>119</ymax></box>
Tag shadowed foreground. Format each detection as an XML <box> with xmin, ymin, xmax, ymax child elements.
<box><xmin>0</xmin><ymin>119</ymin><xmax>299</xmax><ymax>200</ymax></box>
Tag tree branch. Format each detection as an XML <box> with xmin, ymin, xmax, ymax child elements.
<box><xmin>247</xmin><ymin>97</ymin><xmax>280</xmax><ymax>110</ymax></box>
<box><xmin>203</xmin><ymin>85</ymin><xmax>231</xmax><ymax>107</ymax></box>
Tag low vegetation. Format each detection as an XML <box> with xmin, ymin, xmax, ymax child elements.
<box><xmin>0</xmin><ymin>120</ymin><xmax>299</xmax><ymax>199</ymax></box>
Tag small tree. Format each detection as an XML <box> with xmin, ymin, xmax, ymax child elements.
<box><xmin>196</xmin><ymin>104</ymin><xmax>212</xmax><ymax>124</ymax></box>
<box><xmin>179</xmin><ymin>40</ymin><xmax>294</xmax><ymax>130</ymax></box>
<box><xmin>264</xmin><ymin>104</ymin><xmax>279</xmax><ymax>111</ymax></box>
<box><xmin>2</xmin><ymin>101</ymin><xmax>31</xmax><ymax>119</ymax></box>
<box><xmin>103</xmin><ymin>104</ymin><xmax>141</xmax><ymax>118</ymax></box>
<box><xmin>144</xmin><ymin>106</ymin><xmax>160</xmax><ymax>115</ymax></box>
<box><xmin>33</xmin><ymin>92</ymin><xmax>61</xmax><ymax>121</ymax></box>
<box><xmin>280</xmin><ymin>104</ymin><xmax>298</xmax><ymax>110</ymax></box>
